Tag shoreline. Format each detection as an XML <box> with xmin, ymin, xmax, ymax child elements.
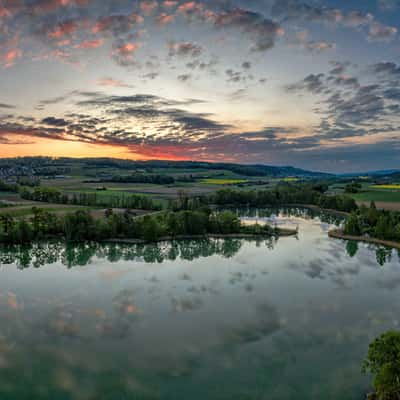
<box><xmin>328</xmin><ymin>229</ymin><xmax>400</xmax><ymax>250</ymax></box>
<box><xmin>287</xmin><ymin>204</ymin><xmax>350</xmax><ymax>217</ymax></box>
<box><xmin>106</xmin><ymin>228</ymin><xmax>298</xmax><ymax>245</ymax></box>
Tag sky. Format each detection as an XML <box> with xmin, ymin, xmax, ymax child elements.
<box><xmin>0</xmin><ymin>0</ymin><xmax>400</xmax><ymax>172</ymax></box>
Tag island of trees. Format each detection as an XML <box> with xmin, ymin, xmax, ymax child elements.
<box><xmin>0</xmin><ymin>207</ymin><xmax>296</xmax><ymax>245</ymax></box>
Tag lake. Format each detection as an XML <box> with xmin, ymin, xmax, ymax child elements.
<box><xmin>0</xmin><ymin>208</ymin><xmax>399</xmax><ymax>400</ymax></box>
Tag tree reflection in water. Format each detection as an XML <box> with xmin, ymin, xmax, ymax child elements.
<box><xmin>0</xmin><ymin>238</ymin><xmax>276</xmax><ymax>269</ymax></box>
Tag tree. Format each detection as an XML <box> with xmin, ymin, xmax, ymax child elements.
<box><xmin>0</xmin><ymin>214</ymin><xmax>14</xmax><ymax>235</ymax></box>
<box><xmin>344</xmin><ymin>213</ymin><xmax>361</xmax><ymax>235</ymax></box>
<box><xmin>213</xmin><ymin>211</ymin><xmax>241</xmax><ymax>234</ymax></box>
<box><xmin>141</xmin><ymin>215</ymin><xmax>162</xmax><ymax>242</ymax></box>
<box><xmin>15</xmin><ymin>219</ymin><xmax>33</xmax><ymax>243</ymax></box>
<box><xmin>368</xmin><ymin>202</ymin><xmax>379</xmax><ymax>226</ymax></box>
<box><xmin>363</xmin><ymin>331</ymin><xmax>400</xmax><ymax>400</ymax></box>
<box><xmin>375</xmin><ymin>216</ymin><xmax>390</xmax><ymax>240</ymax></box>
<box><xmin>63</xmin><ymin>210</ymin><xmax>95</xmax><ymax>242</ymax></box>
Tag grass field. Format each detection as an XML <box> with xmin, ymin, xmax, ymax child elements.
<box><xmin>369</xmin><ymin>184</ymin><xmax>400</xmax><ymax>190</ymax></box>
<box><xmin>351</xmin><ymin>190</ymin><xmax>400</xmax><ymax>203</ymax></box>
<box><xmin>281</xmin><ymin>177</ymin><xmax>299</xmax><ymax>182</ymax></box>
<box><xmin>200</xmin><ymin>179</ymin><xmax>247</xmax><ymax>185</ymax></box>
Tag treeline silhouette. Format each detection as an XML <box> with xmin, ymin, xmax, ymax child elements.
<box><xmin>18</xmin><ymin>186</ymin><xmax>161</xmax><ymax>210</ymax></box>
<box><xmin>92</xmin><ymin>174</ymin><xmax>196</xmax><ymax>184</ymax></box>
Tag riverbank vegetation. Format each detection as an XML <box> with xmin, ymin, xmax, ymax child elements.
<box><xmin>363</xmin><ymin>331</ymin><xmax>400</xmax><ymax>400</ymax></box>
<box><xmin>344</xmin><ymin>202</ymin><xmax>400</xmax><ymax>242</ymax></box>
<box><xmin>0</xmin><ymin>207</ymin><xmax>288</xmax><ymax>245</ymax></box>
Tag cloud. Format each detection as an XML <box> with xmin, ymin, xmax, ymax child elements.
<box><xmin>168</xmin><ymin>41</ymin><xmax>203</xmax><ymax>57</ymax></box>
<box><xmin>0</xmin><ymin>102</ymin><xmax>15</xmax><ymax>109</ymax></box>
<box><xmin>211</xmin><ymin>8</ymin><xmax>284</xmax><ymax>52</ymax></box>
<box><xmin>92</xmin><ymin>13</ymin><xmax>143</xmax><ymax>35</ymax></box>
<box><xmin>329</xmin><ymin>61</ymin><xmax>350</xmax><ymax>75</ymax></box>
<box><xmin>97</xmin><ymin>77</ymin><xmax>133</xmax><ymax>88</ymax></box>
<box><xmin>46</xmin><ymin>19</ymin><xmax>81</xmax><ymax>39</ymax></box>
<box><xmin>368</xmin><ymin>22</ymin><xmax>397</xmax><ymax>42</ymax></box>
<box><xmin>177</xmin><ymin>1</ymin><xmax>204</xmax><ymax>18</ymax></box>
<box><xmin>155</xmin><ymin>13</ymin><xmax>174</xmax><ymax>26</ymax></box>
<box><xmin>305</xmin><ymin>40</ymin><xmax>335</xmax><ymax>53</ymax></box>
<box><xmin>112</xmin><ymin>41</ymin><xmax>141</xmax><ymax>66</ymax></box>
<box><xmin>140</xmin><ymin>0</ymin><xmax>158</xmax><ymax>16</ymax></box>
<box><xmin>177</xmin><ymin>73</ymin><xmax>192</xmax><ymax>82</ymax></box>
<box><xmin>74</xmin><ymin>38</ymin><xmax>103</xmax><ymax>49</ymax></box>
<box><xmin>272</xmin><ymin>0</ymin><xmax>395</xmax><ymax>44</ymax></box>
<box><xmin>41</xmin><ymin>116</ymin><xmax>69</xmax><ymax>126</ymax></box>
<box><xmin>0</xmin><ymin>48</ymin><xmax>21</xmax><ymax>67</ymax></box>
<box><xmin>286</xmin><ymin>73</ymin><xmax>326</xmax><ymax>94</ymax></box>
<box><xmin>378</xmin><ymin>0</ymin><xmax>400</xmax><ymax>10</ymax></box>
<box><xmin>370</xmin><ymin>61</ymin><xmax>400</xmax><ymax>79</ymax></box>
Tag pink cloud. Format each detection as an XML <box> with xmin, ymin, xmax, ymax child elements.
<box><xmin>163</xmin><ymin>1</ymin><xmax>178</xmax><ymax>8</ymax></box>
<box><xmin>0</xmin><ymin>48</ymin><xmax>21</xmax><ymax>68</ymax></box>
<box><xmin>115</xmin><ymin>42</ymin><xmax>141</xmax><ymax>56</ymax></box>
<box><xmin>140</xmin><ymin>0</ymin><xmax>158</xmax><ymax>16</ymax></box>
<box><xmin>92</xmin><ymin>14</ymin><xmax>143</xmax><ymax>34</ymax></box>
<box><xmin>97</xmin><ymin>77</ymin><xmax>132</xmax><ymax>87</ymax></box>
<box><xmin>74</xmin><ymin>38</ymin><xmax>104</xmax><ymax>49</ymax></box>
<box><xmin>155</xmin><ymin>13</ymin><xmax>175</xmax><ymax>26</ymax></box>
<box><xmin>0</xmin><ymin>6</ymin><xmax>12</xmax><ymax>17</ymax></box>
<box><xmin>32</xmin><ymin>0</ymin><xmax>90</xmax><ymax>14</ymax></box>
<box><xmin>177</xmin><ymin>1</ymin><xmax>203</xmax><ymax>16</ymax></box>
<box><xmin>48</xmin><ymin>20</ymin><xmax>80</xmax><ymax>39</ymax></box>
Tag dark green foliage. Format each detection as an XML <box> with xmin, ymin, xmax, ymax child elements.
<box><xmin>207</xmin><ymin>185</ymin><xmax>357</xmax><ymax>213</ymax></box>
<box><xmin>0</xmin><ymin>180</ymin><xmax>19</xmax><ymax>192</ymax></box>
<box><xmin>363</xmin><ymin>331</ymin><xmax>400</xmax><ymax>400</ymax></box>
<box><xmin>343</xmin><ymin>202</ymin><xmax>400</xmax><ymax>242</ymax></box>
<box><xmin>64</xmin><ymin>210</ymin><xmax>96</xmax><ymax>242</ymax></box>
<box><xmin>344</xmin><ymin>213</ymin><xmax>361</xmax><ymax>235</ymax></box>
<box><xmin>0</xmin><ymin>207</ymin><xmax>275</xmax><ymax>244</ymax></box>
<box><xmin>104</xmin><ymin>174</ymin><xmax>175</xmax><ymax>184</ymax></box>
<box><xmin>345</xmin><ymin>182</ymin><xmax>362</xmax><ymax>193</ymax></box>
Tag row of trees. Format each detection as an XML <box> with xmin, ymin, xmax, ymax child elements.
<box><xmin>344</xmin><ymin>202</ymin><xmax>400</xmax><ymax>241</ymax></box>
<box><xmin>0</xmin><ymin>207</ymin><xmax>276</xmax><ymax>244</ymax></box>
<box><xmin>2</xmin><ymin>179</ymin><xmax>357</xmax><ymax>214</ymax></box>
<box><xmin>191</xmin><ymin>184</ymin><xmax>358</xmax><ymax>213</ymax></box>
<box><xmin>18</xmin><ymin>186</ymin><xmax>161</xmax><ymax>210</ymax></box>
<box><xmin>104</xmin><ymin>174</ymin><xmax>176</xmax><ymax>184</ymax></box>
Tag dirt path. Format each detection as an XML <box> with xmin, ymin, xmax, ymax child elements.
<box><xmin>356</xmin><ymin>201</ymin><xmax>400</xmax><ymax>211</ymax></box>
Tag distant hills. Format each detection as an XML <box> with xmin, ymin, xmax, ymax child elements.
<box><xmin>0</xmin><ymin>157</ymin><xmax>332</xmax><ymax>178</ymax></box>
<box><xmin>339</xmin><ymin>169</ymin><xmax>400</xmax><ymax>177</ymax></box>
<box><xmin>3</xmin><ymin>156</ymin><xmax>398</xmax><ymax>178</ymax></box>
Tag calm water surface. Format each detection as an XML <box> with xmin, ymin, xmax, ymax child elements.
<box><xmin>0</xmin><ymin>208</ymin><xmax>399</xmax><ymax>400</ymax></box>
